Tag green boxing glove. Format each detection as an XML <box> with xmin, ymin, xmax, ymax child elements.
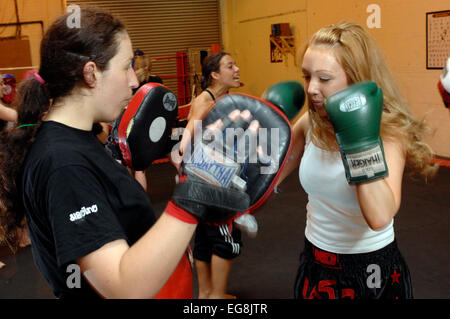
<box><xmin>324</xmin><ymin>81</ymin><xmax>388</xmax><ymax>184</ymax></box>
<box><xmin>261</xmin><ymin>81</ymin><xmax>305</xmax><ymax>120</ymax></box>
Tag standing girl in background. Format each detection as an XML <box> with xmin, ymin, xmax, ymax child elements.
<box><xmin>180</xmin><ymin>52</ymin><xmax>242</xmax><ymax>299</ymax></box>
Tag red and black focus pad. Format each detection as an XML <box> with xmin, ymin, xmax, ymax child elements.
<box><xmin>205</xmin><ymin>93</ymin><xmax>293</xmax><ymax>215</ymax></box>
<box><xmin>114</xmin><ymin>83</ymin><xmax>178</xmax><ymax>170</ymax></box>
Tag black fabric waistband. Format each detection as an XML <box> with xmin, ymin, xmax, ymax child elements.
<box><xmin>302</xmin><ymin>238</ymin><xmax>402</xmax><ymax>270</ymax></box>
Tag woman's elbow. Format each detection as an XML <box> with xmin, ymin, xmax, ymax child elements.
<box><xmin>367</xmin><ymin>216</ymin><xmax>393</xmax><ymax>231</ymax></box>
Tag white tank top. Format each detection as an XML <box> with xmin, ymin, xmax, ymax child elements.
<box><xmin>299</xmin><ymin>132</ymin><xmax>394</xmax><ymax>254</ymax></box>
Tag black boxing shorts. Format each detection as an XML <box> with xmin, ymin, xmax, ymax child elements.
<box><xmin>193</xmin><ymin>222</ymin><xmax>242</xmax><ymax>262</ymax></box>
<box><xmin>294</xmin><ymin>239</ymin><xmax>413</xmax><ymax>299</ymax></box>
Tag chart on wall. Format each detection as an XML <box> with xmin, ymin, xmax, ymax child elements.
<box><xmin>426</xmin><ymin>10</ymin><xmax>450</xmax><ymax>69</ymax></box>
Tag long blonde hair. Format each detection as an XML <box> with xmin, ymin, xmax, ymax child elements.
<box><xmin>300</xmin><ymin>21</ymin><xmax>437</xmax><ymax>179</ymax></box>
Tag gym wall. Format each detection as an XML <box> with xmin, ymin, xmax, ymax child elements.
<box><xmin>1</xmin><ymin>0</ymin><xmax>221</xmax><ymax>104</ymax></box>
<box><xmin>1</xmin><ymin>0</ymin><xmax>448</xmax><ymax>157</ymax></box>
<box><xmin>66</xmin><ymin>0</ymin><xmax>222</xmax><ymax>102</ymax></box>
<box><xmin>0</xmin><ymin>0</ymin><xmax>64</xmax><ymax>71</ymax></box>
<box><xmin>221</xmin><ymin>0</ymin><xmax>450</xmax><ymax>158</ymax></box>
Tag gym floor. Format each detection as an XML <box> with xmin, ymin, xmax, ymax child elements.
<box><xmin>1</xmin><ymin>162</ymin><xmax>449</xmax><ymax>299</ymax></box>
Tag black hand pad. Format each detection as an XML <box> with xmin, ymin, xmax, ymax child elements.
<box><xmin>177</xmin><ymin>93</ymin><xmax>293</xmax><ymax>223</ymax></box>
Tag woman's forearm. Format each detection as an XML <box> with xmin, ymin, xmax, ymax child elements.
<box><xmin>356</xmin><ymin>178</ymin><xmax>398</xmax><ymax>231</ymax></box>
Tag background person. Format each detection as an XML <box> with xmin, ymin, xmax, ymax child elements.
<box><xmin>0</xmin><ymin>74</ymin><xmax>18</xmax><ymax>127</ymax></box>
<box><xmin>438</xmin><ymin>57</ymin><xmax>449</xmax><ymax>110</ymax></box>
<box><xmin>179</xmin><ymin>52</ymin><xmax>242</xmax><ymax>299</ymax></box>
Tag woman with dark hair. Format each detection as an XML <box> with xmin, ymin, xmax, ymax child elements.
<box><xmin>0</xmin><ymin>8</ymin><xmax>242</xmax><ymax>299</ymax></box>
<box><xmin>185</xmin><ymin>52</ymin><xmax>240</xmax><ymax>121</ymax></box>
<box><xmin>180</xmin><ymin>52</ymin><xmax>242</xmax><ymax>299</ymax></box>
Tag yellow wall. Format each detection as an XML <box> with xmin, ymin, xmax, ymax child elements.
<box><xmin>0</xmin><ymin>0</ymin><xmax>65</xmax><ymax>68</ymax></box>
<box><xmin>2</xmin><ymin>0</ymin><xmax>448</xmax><ymax>156</ymax></box>
<box><xmin>220</xmin><ymin>0</ymin><xmax>307</xmax><ymax>96</ymax></box>
<box><xmin>221</xmin><ymin>0</ymin><xmax>450</xmax><ymax>157</ymax></box>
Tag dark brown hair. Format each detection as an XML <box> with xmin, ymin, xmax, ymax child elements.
<box><xmin>201</xmin><ymin>52</ymin><xmax>230</xmax><ymax>90</ymax></box>
<box><xmin>0</xmin><ymin>7</ymin><xmax>125</xmax><ymax>251</ymax></box>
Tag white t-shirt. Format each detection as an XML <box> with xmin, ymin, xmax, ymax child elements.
<box><xmin>299</xmin><ymin>132</ymin><xmax>394</xmax><ymax>254</ymax></box>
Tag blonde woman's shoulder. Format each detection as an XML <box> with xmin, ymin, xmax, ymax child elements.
<box><xmin>293</xmin><ymin>111</ymin><xmax>310</xmax><ymax>141</ymax></box>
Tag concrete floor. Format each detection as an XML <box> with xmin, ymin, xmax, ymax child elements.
<box><xmin>1</xmin><ymin>163</ymin><xmax>449</xmax><ymax>299</ymax></box>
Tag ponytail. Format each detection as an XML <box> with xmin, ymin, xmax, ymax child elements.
<box><xmin>17</xmin><ymin>77</ymin><xmax>50</xmax><ymax>125</ymax></box>
<box><xmin>0</xmin><ymin>77</ymin><xmax>49</xmax><ymax>251</ymax></box>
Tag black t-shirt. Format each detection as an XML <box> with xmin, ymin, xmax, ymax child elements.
<box><xmin>21</xmin><ymin>121</ymin><xmax>156</xmax><ymax>298</ymax></box>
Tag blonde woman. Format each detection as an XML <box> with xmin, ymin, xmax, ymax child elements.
<box><xmin>278</xmin><ymin>22</ymin><xmax>437</xmax><ymax>299</ymax></box>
